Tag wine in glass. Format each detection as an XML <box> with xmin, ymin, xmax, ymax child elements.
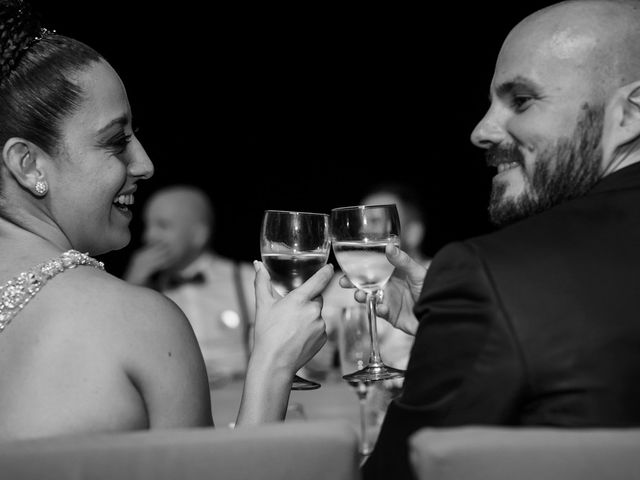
<box><xmin>260</xmin><ymin>209</ymin><xmax>330</xmax><ymax>390</ymax></box>
<box><xmin>330</xmin><ymin>204</ymin><xmax>404</xmax><ymax>383</ymax></box>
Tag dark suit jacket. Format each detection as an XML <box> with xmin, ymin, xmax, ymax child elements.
<box><xmin>362</xmin><ymin>163</ymin><xmax>640</xmax><ymax>479</ymax></box>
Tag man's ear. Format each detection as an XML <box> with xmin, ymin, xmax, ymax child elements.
<box><xmin>602</xmin><ymin>81</ymin><xmax>640</xmax><ymax>174</ymax></box>
<box><xmin>192</xmin><ymin>223</ymin><xmax>211</xmax><ymax>250</ymax></box>
<box><xmin>2</xmin><ymin>137</ymin><xmax>48</xmax><ymax>194</ymax></box>
<box><xmin>404</xmin><ymin>221</ymin><xmax>425</xmax><ymax>251</ymax></box>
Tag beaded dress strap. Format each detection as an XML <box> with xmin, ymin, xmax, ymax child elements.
<box><xmin>0</xmin><ymin>249</ymin><xmax>104</xmax><ymax>332</ymax></box>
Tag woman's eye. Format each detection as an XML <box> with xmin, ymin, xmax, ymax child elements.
<box><xmin>108</xmin><ymin>133</ymin><xmax>133</xmax><ymax>154</ymax></box>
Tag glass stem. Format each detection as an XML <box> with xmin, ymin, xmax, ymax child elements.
<box><xmin>355</xmin><ymin>382</ymin><xmax>370</xmax><ymax>456</ymax></box>
<box><xmin>366</xmin><ymin>291</ymin><xmax>383</xmax><ymax>368</ymax></box>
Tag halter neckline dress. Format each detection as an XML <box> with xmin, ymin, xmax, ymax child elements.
<box><xmin>0</xmin><ymin>249</ymin><xmax>104</xmax><ymax>332</ymax></box>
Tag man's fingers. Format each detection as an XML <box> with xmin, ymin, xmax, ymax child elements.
<box><xmin>353</xmin><ymin>289</ymin><xmax>367</xmax><ymax>303</ymax></box>
<box><xmin>350</xmin><ymin>289</ymin><xmax>389</xmax><ymax>317</ymax></box>
<box><xmin>375</xmin><ymin>303</ymin><xmax>390</xmax><ymax>319</ymax></box>
<box><xmin>386</xmin><ymin>244</ymin><xmax>427</xmax><ymax>280</ymax></box>
<box><xmin>339</xmin><ymin>275</ymin><xmax>354</xmax><ymax>288</ymax></box>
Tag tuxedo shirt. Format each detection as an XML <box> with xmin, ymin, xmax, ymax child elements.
<box><xmin>161</xmin><ymin>252</ymin><xmax>256</xmax><ymax>380</ymax></box>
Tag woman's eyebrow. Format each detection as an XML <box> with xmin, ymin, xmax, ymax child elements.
<box><xmin>95</xmin><ymin>116</ymin><xmax>128</xmax><ymax>136</ymax></box>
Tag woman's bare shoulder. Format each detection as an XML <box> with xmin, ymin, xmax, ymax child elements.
<box><xmin>37</xmin><ymin>266</ymin><xmax>193</xmax><ymax>341</ymax></box>
<box><xmin>56</xmin><ymin>268</ymin><xmax>212</xmax><ymax>427</ymax></box>
<box><xmin>33</xmin><ymin>266</ymin><xmax>205</xmax><ymax>380</ymax></box>
<box><xmin>0</xmin><ymin>263</ymin><xmax>211</xmax><ymax>433</ymax></box>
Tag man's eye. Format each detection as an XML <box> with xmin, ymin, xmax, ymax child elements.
<box><xmin>512</xmin><ymin>96</ymin><xmax>533</xmax><ymax>110</ymax></box>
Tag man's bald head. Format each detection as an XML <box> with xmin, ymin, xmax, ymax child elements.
<box><xmin>146</xmin><ymin>185</ymin><xmax>215</xmax><ymax>234</ymax></box>
<box><xmin>506</xmin><ymin>0</ymin><xmax>640</xmax><ymax>96</ymax></box>
<box><xmin>471</xmin><ymin>0</ymin><xmax>640</xmax><ymax>226</ymax></box>
<box><xmin>141</xmin><ymin>185</ymin><xmax>216</xmax><ymax>268</ymax></box>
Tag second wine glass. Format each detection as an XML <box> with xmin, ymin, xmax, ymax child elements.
<box><xmin>330</xmin><ymin>204</ymin><xmax>404</xmax><ymax>383</ymax></box>
<box><xmin>338</xmin><ymin>304</ymin><xmax>373</xmax><ymax>458</ymax></box>
<box><xmin>260</xmin><ymin>209</ymin><xmax>330</xmax><ymax>390</ymax></box>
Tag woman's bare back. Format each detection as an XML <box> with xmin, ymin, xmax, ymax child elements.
<box><xmin>0</xmin><ymin>250</ymin><xmax>213</xmax><ymax>440</ymax></box>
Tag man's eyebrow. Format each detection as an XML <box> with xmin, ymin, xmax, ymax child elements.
<box><xmin>495</xmin><ymin>76</ymin><xmax>539</xmax><ymax>98</ymax></box>
<box><xmin>95</xmin><ymin>116</ymin><xmax>128</xmax><ymax>136</ymax></box>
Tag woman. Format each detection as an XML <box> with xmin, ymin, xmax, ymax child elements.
<box><xmin>0</xmin><ymin>0</ymin><xmax>331</xmax><ymax>440</ymax></box>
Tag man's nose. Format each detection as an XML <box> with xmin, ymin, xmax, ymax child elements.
<box><xmin>470</xmin><ymin>109</ymin><xmax>506</xmax><ymax>149</ymax></box>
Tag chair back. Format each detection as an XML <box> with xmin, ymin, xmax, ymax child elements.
<box><xmin>409</xmin><ymin>426</ymin><xmax>640</xmax><ymax>480</ymax></box>
<box><xmin>0</xmin><ymin>420</ymin><xmax>361</xmax><ymax>480</ymax></box>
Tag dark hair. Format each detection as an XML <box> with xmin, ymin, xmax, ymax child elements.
<box><xmin>0</xmin><ymin>0</ymin><xmax>102</xmax><ymax>156</ymax></box>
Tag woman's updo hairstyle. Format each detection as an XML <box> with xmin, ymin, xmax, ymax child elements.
<box><xmin>0</xmin><ymin>0</ymin><xmax>102</xmax><ymax>155</ymax></box>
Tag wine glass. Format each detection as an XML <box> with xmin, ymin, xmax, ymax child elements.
<box><xmin>260</xmin><ymin>209</ymin><xmax>331</xmax><ymax>390</ymax></box>
<box><xmin>337</xmin><ymin>304</ymin><xmax>374</xmax><ymax>457</ymax></box>
<box><xmin>330</xmin><ymin>204</ymin><xmax>404</xmax><ymax>383</ymax></box>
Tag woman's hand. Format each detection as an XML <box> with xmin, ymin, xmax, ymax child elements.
<box><xmin>340</xmin><ymin>244</ymin><xmax>427</xmax><ymax>335</ymax></box>
<box><xmin>252</xmin><ymin>261</ymin><xmax>334</xmax><ymax>373</ymax></box>
<box><xmin>236</xmin><ymin>261</ymin><xmax>334</xmax><ymax>426</ymax></box>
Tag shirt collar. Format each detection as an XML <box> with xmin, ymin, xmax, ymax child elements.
<box><xmin>590</xmin><ymin>161</ymin><xmax>640</xmax><ymax>196</ymax></box>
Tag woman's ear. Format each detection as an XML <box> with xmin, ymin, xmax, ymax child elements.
<box><xmin>602</xmin><ymin>81</ymin><xmax>640</xmax><ymax>174</ymax></box>
<box><xmin>2</xmin><ymin>137</ymin><xmax>48</xmax><ymax>196</ymax></box>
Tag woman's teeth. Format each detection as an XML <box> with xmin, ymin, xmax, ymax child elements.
<box><xmin>114</xmin><ymin>194</ymin><xmax>134</xmax><ymax>208</ymax></box>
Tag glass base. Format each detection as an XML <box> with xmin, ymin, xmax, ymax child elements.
<box><xmin>360</xmin><ymin>444</ymin><xmax>373</xmax><ymax>460</ymax></box>
<box><xmin>291</xmin><ymin>374</ymin><xmax>321</xmax><ymax>390</ymax></box>
<box><xmin>343</xmin><ymin>364</ymin><xmax>404</xmax><ymax>383</ymax></box>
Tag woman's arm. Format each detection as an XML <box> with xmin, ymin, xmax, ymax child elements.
<box><xmin>122</xmin><ymin>285</ymin><xmax>214</xmax><ymax>428</ymax></box>
<box><xmin>235</xmin><ymin>262</ymin><xmax>333</xmax><ymax>425</ymax></box>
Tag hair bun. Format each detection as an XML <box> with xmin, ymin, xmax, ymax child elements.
<box><xmin>0</xmin><ymin>0</ymin><xmax>43</xmax><ymax>81</ymax></box>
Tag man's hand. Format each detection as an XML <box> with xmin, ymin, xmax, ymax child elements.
<box><xmin>339</xmin><ymin>244</ymin><xmax>427</xmax><ymax>335</ymax></box>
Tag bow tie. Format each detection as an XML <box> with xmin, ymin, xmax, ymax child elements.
<box><xmin>165</xmin><ymin>271</ymin><xmax>206</xmax><ymax>289</ymax></box>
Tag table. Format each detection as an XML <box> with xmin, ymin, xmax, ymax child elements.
<box><xmin>209</xmin><ymin>371</ymin><xmax>361</xmax><ymax>429</ymax></box>
<box><xmin>209</xmin><ymin>369</ymin><xmax>394</xmax><ymax>464</ymax></box>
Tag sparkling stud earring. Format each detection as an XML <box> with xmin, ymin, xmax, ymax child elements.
<box><xmin>34</xmin><ymin>180</ymin><xmax>48</xmax><ymax>196</ymax></box>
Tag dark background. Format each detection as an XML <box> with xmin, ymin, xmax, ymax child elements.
<box><xmin>30</xmin><ymin>1</ymin><xmax>555</xmax><ymax>277</ymax></box>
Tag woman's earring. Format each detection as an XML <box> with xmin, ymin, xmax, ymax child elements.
<box><xmin>34</xmin><ymin>180</ymin><xmax>48</xmax><ymax>196</ymax></box>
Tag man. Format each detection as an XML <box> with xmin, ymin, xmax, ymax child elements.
<box><xmin>359</xmin><ymin>182</ymin><xmax>430</xmax><ymax>370</ymax></box>
<box><xmin>123</xmin><ymin>185</ymin><xmax>256</xmax><ymax>384</ymax></box>
<box><xmin>361</xmin><ymin>182</ymin><xmax>431</xmax><ymax>270</ymax></box>
<box><xmin>354</xmin><ymin>1</ymin><xmax>640</xmax><ymax>478</ymax></box>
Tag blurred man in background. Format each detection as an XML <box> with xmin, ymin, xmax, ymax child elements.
<box><xmin>361</xmin><ymin>182</ymin><xmax>431</xmax><ymax>270</ymax></box>
<box><xmin>124</xmin><ymin>184</ymin><xmax>255</xmax><ymax>385</ymax></box>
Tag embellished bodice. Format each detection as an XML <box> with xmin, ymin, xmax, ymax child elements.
<box><xmin>0</xmin><ymin>250</ymin><xmax>104</xmax><ymax>332</ymax></box>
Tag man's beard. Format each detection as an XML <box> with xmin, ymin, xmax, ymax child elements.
<box><xmin>487</xmin><ymin>106</ymin><xmax>604</xmax><ymax>226</ymax></box>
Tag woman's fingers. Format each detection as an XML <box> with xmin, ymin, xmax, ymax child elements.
<box><xmin>290</xmin><ymin>264</ymin><xmax>334</xmax><ymax>301</ymax></box>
